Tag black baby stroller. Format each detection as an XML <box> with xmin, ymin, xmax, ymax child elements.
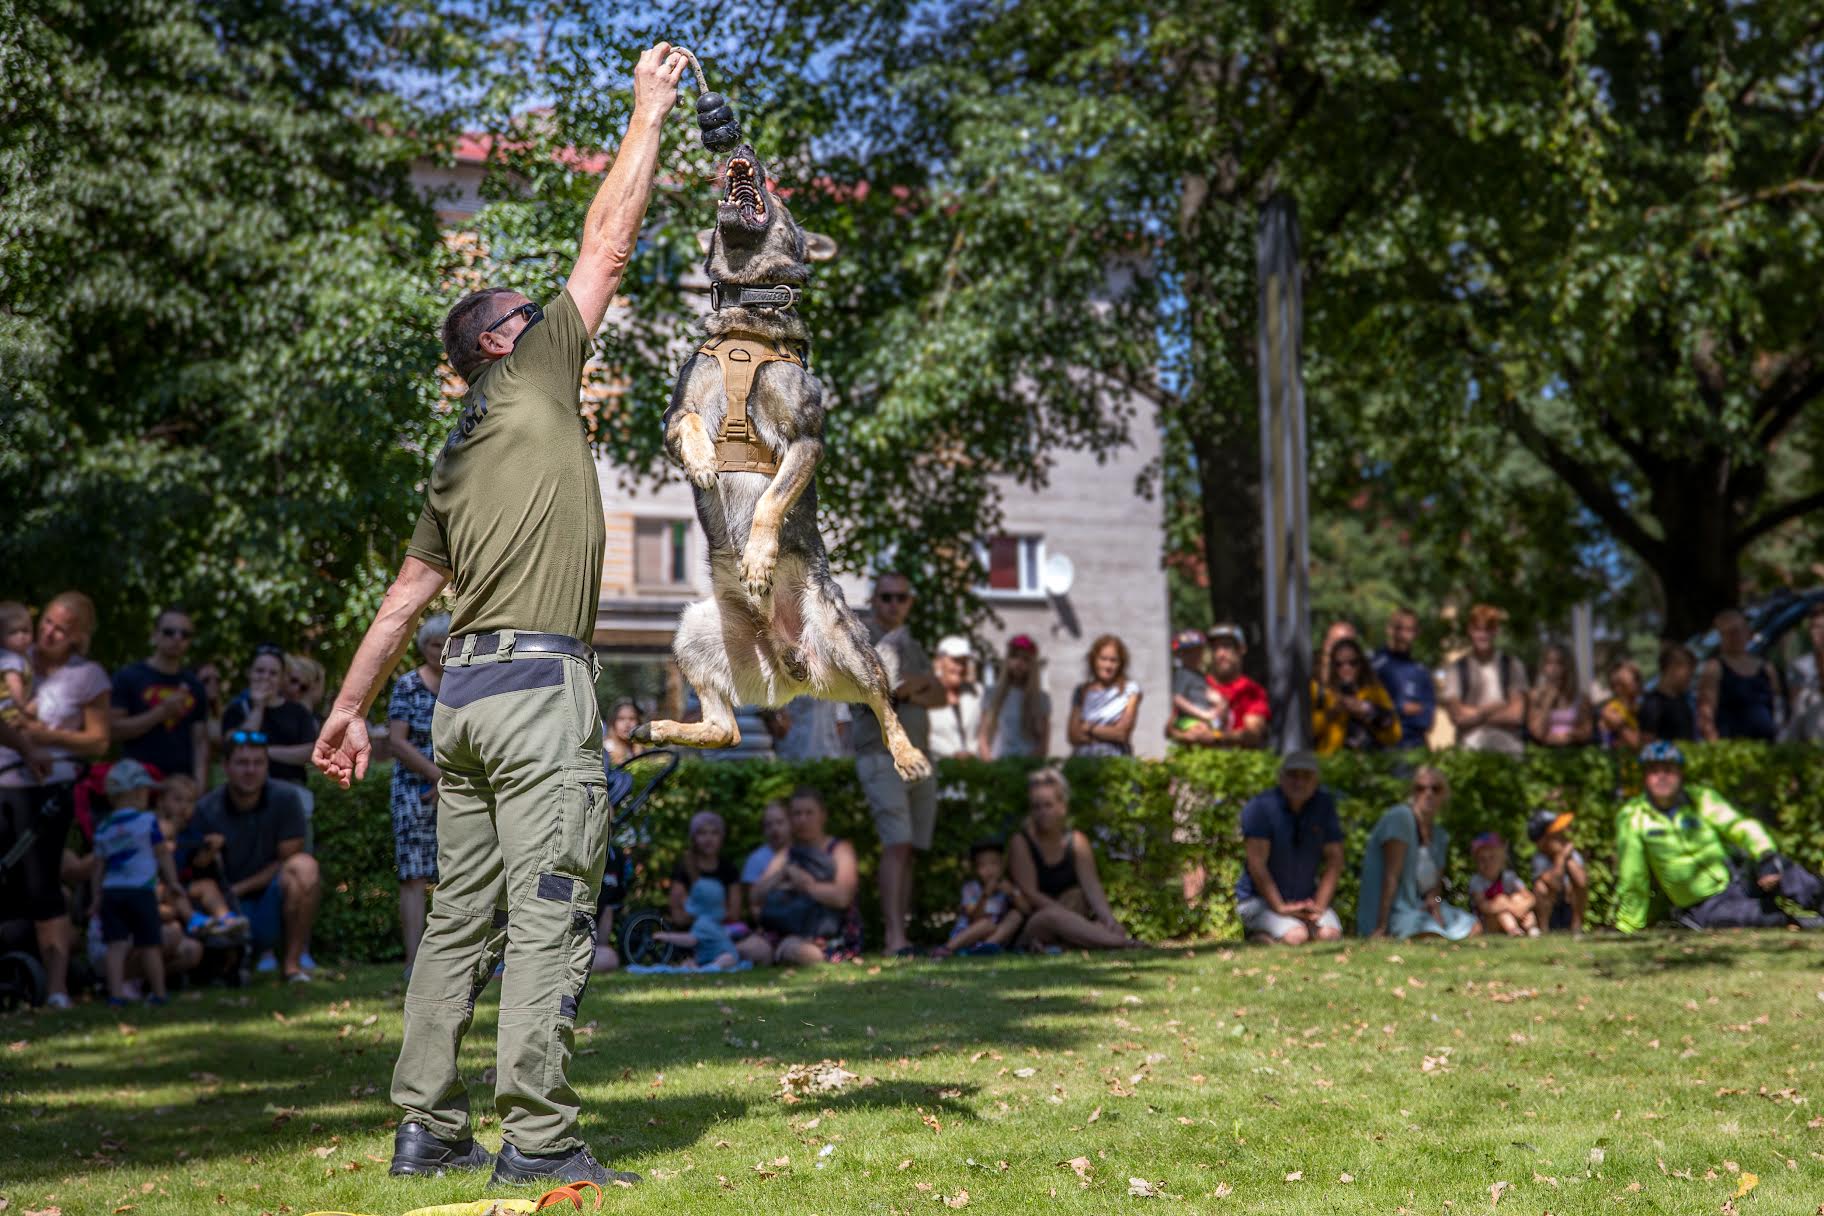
<box><xmin>0</xmin><ymin>782</ymin><xmax>62</xmax><ymax>1010</ymax></box>
<box><xmin>598</xmin><ymin>749</ymin><xmax>684</xmax><ymax>968</ymax></box>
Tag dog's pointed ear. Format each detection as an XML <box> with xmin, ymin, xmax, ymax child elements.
<box><xmin>804</xmin><ymin>231</ymin><xmax>839</xmax><ymax>263</ymax></box>
<box><xmin>696</xmin><ymin>229</ymin><xmax>716</xmax><ymax>255</ymax></box>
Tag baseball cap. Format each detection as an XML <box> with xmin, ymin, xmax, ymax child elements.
<box><xmin>1526</xmin><ymin>810</ymin><xmax>1575</xmax><ymax>842</ymax></box>
<box><xmin>1006</xmin><ymin>634</ymin><xmax>1038</xmax><ymax>654</ymax></box>
<box><xmin>105</xmin><ymin>759</ymin><xmax>159</xmax><ymax>799</ymax></box>
<box><xmin>1172</xmin><ymin>629</ymin><xmax>1208</xmax><ymax>653</ymax></box>
<box><xmin>1279</xmin><ymin>749</ymin><xmax>1320</xmax><ymax>775</ymax></box>
<box><xmin>935</xmin><ymin>635</ymin><xmax>974</xmax><ymax>660</ymax></box>
<box><xmin>1206</xmin><ymin>623</ymin><xmax>1245</xmax><ymax>648</ymax></box>
<box><xmin>1470</xmin><ymin>832</ymin><xmax>1505</xmax><ymax>853</ymax></box>
<box><xmin>1640</xmin><ymin>740</ymin><xmax>1685</xmax><ymax>767</ymax></box>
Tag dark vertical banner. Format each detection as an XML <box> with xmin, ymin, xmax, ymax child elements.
<box><xmin>1256</xmin><ymin>194</ymin><xmax>1311</xmax><ymax>754</ymax></box>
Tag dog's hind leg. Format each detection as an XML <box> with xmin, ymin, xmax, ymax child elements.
<box><xmin>741</xmin><ymin>438</ymin><xmax>823</xmax><ymax>602</ymax></box>
<box><xmin>805</xmin><ymin>578</ymin><xmax>932</xmax><ymax>782</ymax></box>
<box><xmin>634</xmin><ymin>597</ymin><xmax>743</xmax><ymax>750</ymax></box>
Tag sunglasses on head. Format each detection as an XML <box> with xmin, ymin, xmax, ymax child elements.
<box><xmin>480</xmin><ymin>301</ymin><xmax>543</xmax><ymax>342</ymax></box>
<box><xmin>877</xmin><ymin>592</ymin><xmax>910</xmax><ymax>604</ymax></box>
<box><xmin>1413</xmin><ymin>781</ymin><xmax>1445</xmax><ymax>794</ymax></box>
<box><xmin>227</xmin><ymin>730</ymin><xmax>269</xmax><ymax>746</ymax></box>
<box><xmin>253</xmin><ymin>643</ymin><xmax>286</xmax><ymax>660</ymax></box>
<box><xmin>159</xmin><ymin>626</ymin><xmax>193</xmax><ymax>639</ymax></box>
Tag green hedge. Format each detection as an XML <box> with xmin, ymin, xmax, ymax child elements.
<box><xmin>308</xmin><ymin>744</ymin><xmax>1824</xmax><ymax>962</ymax></box>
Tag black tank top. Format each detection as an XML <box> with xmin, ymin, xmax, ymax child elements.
<box><xmin>1715</xmin><ymin>660</ymin><xmax>1777</xmax><ymax>741</ymax></box>
<box><xmin>1022</xmin><ymin>828</ymin><xmax>1080</xmax><ymax>898</ymax></box>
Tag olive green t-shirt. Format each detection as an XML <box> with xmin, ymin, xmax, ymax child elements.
<box><xmin>407</xmin><ymin>290</ymin><xmax>604</xmax><ymax>642</ymax></box>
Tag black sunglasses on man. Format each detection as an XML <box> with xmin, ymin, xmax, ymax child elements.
<box><xmin>479</xmin><ymin>301</ymin><xmax>544</xmax><ymax>348</ymax></box>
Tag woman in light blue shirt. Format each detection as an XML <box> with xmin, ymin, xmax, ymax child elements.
<box><xmin>1358</xmin><ymin>766</ymin><xmax>1479</xmax><ymax>940</ymax></box>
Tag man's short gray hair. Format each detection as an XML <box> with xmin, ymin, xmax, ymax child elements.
<box><xmin>417</xmin><ymin>611</ymin><xmax>452</xmax><ymax>652</ymax></box>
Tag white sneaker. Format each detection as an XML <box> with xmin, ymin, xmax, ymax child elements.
<box><xmin>44</xmin><ymin>992</ymin><xmax>72</xmax><ymax>1010</ymax></box>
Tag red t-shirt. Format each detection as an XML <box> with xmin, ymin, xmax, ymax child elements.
<box><xmin>1209</xmin><ymin>674</ymin><xmax>1270</xmax><ymax>729</ymax></box>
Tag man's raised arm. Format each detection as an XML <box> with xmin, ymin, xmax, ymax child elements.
<box><xmin>313</xmin><ymin>557</ymin><xmax>450</xmax><ymax>787</ymax></box>
<box><xmin>565</xmin><ymin>42</ymin><xmax>688</xmax><ymax>332</ymax></box>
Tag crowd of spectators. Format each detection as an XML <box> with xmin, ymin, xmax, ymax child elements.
<box><xmin>9</xmin><ymin>586</ymin><xmax>1824</xmax><ymax>1006</ymax></box>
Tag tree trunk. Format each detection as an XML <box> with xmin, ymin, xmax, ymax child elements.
<box><xmin>1192</xmin><ymin>415</ymin><xmax>1266</xmax><ymax>681</ymax></box>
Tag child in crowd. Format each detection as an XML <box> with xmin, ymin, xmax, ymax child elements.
<box><xmin>1468</xmin><ymin>832</ymin><xmax>1540</xmax><ymax>937</ymax></box>
<box><xmin>1170</xmin><ymin>630</ymin><xmax>1228</xmax><ymax>735</ymax></box>
<box><xmin>1528</xmin><ymin>809</ymin><xmax>1588</xmax><ymax>936</ymax></box>
<box><xmin>156</xmin><ymin>775</ymin><xmax>246</xmax><ymax>941</ymax></box>
<box><xmin>0</xmin><ymin>601</ymin><xmax>36</xmax><ymax>728</ymax></box>
<box><xmin>90</xmin><ymin>760</ymin><xmax>193</xmax><ymax>1004</ymax></box>
<box><xmin>654</xmin><ymin>877</ymin><xmax>739</xmax><ymax>969</ymax></box>
<box><xmin>935</xmin><ymin>840</ymin><xmax>1028</xmax><ymax>957</ymax></box>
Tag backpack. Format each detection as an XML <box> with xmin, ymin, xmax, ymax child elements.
<box><xmin>1455</xmin><ymin>653</ymin><xmax>1515</xmax><ymax>704</ymax></box>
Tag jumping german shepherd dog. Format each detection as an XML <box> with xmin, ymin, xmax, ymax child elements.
<box><xmin>636</xmin><ymin>144</ymin><xmax>931</xmax><ymax>783</ymax></box>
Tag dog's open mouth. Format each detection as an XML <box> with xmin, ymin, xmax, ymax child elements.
<box><xmin>722</xmin><ymin>156</ymin><xmax>767</xmax><ymax>223</ymax></box>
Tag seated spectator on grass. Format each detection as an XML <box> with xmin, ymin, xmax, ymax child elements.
<box><xmin>1442</xmin><ymin>603</ymin><xmax>1528</xmax><ymax>755</ymax></box>
<box><xmin>1198</xmin><ymin>624</ymin><xmax>1269</xmax><ymax>749</ymax></box>
<box><xmin>1597</xmin><ymin>658</ymin><xmax>1643</xmax><ymax>751</ymax></box>
<box><xmin>741</xmin><ymin>801</ymin><xmax>791</xmax><ymax>891</ymax></box>
<box><xmin>1310</xmin><ymin>637</ymin><xmax>1402</xmax><ymax>754</ymax></box>
<box><xmin>221</xmin><ymin>645</ymin><xmax>320</xmax><ymax>789</ymax></box>
<box><xmin>979</xmin><ymin>635</ymin><xmax>1051</xmax><ymax>759</ymax></box>
<box><xmin>387</xmin><ymin>612</ymin><xmax>447</xmax><ymax>974</ymax></box>
<box><xmin>1640</xmin><ymin>642</ymin><xmax>1698</xmax><ymax>743</ymax></box>
<box><xmin>593</xmin><ymin>841</ymin><xmax>632</xmax><ymax>974</ymax></box>
<box><xmin>1009</xmin><ymin>767</ymin><xmax>1139</xmax><ymax>950</ymax></box>
<box><xmin>1527</xmin><ymin>810</ymin><xmax>1588</xmax><ymax>935</ymax></box>
<box><xmin>89</xmin><ymin>760</ymin><xmax>195</xmax><ymax>1005</ymax></box>
<box><xmin>605</xmin><ymin>698</ymin><xmax>646</xmax><ymax>766</ymax></box>
<box><xmin>1783</xmin><ymin>601</ymin><xmax>1824</xmax><ymax>742</ymax></box>
<box><xmin>1614</xmin><ymin>742</ymin><xmax>1824</xmax><ymax>933</ymax></box>
<box><xmin>156</xmin><ymin>774</ymin><xmax>244</xmax><ymax>940</ymax></box>
<box><xmin>1358</xmin><ymin>766</ymin><xmax>1478</xmax><ymax>941</ymax></box>
<box><xmin>934</xmin><ymin>839</ymin><xmax>1028</xmax><ymax>957</ymax></box>
<box><xmin>192</xmin><ymin>735</ymin><xmax>321</xmax><ymax>981</ymax></box>
<box><xmin>110</xmin><ymin>606</ymin><xmax>209</xmax><ymax>782</ymax></box>
<box><xmin>654</xmin><ymin>877</ymin><xmax>740</xmax><ymax>969</ymax></box>
<box><xmin>1698</xmin><ymin>608</ymin><xmax>1783</xmax><ymax>741</ymax></box>
<box><xmin>670</xmin><ymin>810</ymin><xmax>743</xmax><ymax>928</ymax></box>
<box><xmin>927</xmin><ymin>636</ymin><xmax>982</xmax><ymax>761</ymax></box>
<box><xmin>1468</xmin><ymin>833</ymin><xmax>1539</xmax><ymax>937</ymax></box>
<box><xmin>742</xmin><ymin>786</ymin><xmax>863</xmax><ymax>966</ymax></box>
<box><xmin>1166</xmin><ymin>629</ymin><xmax>1225</xmax><ymax>750</ymax></box>
<box><xmin>1373</xmin><ymin>607</ymin><xmax>1435</xmax><ymax>751</ymax></box>
<box><xmin>1527</xmin><ymin>644</ymin><xmax>1593</xmax><ymax>748</ymax></box>
<box><xmin>1236</xmin><ymin>751</ymin><xmax>1343</xmax><ymax>945</ymax></box>
<box><xmin>1068</xmin><ymin>634</ymin><xmax>1142</xmax><ymax>757</ymax></box>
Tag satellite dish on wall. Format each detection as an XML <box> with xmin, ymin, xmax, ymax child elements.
<box><xmin>1042</xmin><ymin>552</ymin><xmax>1075</xmax><ymax>598</ymax></box>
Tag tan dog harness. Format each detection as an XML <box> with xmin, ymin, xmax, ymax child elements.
<box><xmin>698</xmin><ymin>331</ymin><xmax>803</xmax><ymax>476</ymax></box>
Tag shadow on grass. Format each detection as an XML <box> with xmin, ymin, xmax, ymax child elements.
<box><xmin>1576</xmin><ymin>929</ymin><xmax>1812</xmax><ymax>979</ymax></box>
<box><xmin>0</xmin><ymin>952</ymin><xmax>1166</xmax><ymax>1184</ymax></box>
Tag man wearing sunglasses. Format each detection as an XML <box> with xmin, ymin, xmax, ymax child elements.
<box><xmin>110</xmin><ymin>606</ymin><xmax>209</xmax><ymax>782</ymax></box>
<box><xmin>313</xmin><ymin>42</ymin><xmax>687</xmax><ymax>1191</ymax></box>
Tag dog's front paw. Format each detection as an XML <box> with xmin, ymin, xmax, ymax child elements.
<box><xmin>892</xmin><ymin>745</ymin><xmax>933</xmax><ymax>784</ymax></box>
<box><xmin>682</xmin><ymin>455</ymin><xmax>720</xmax><ymax>490</ymax></box>
<box><xmin>741</xmin><ymin>533</ymin><xmax>779</xmax><ymax>600</ymax></box>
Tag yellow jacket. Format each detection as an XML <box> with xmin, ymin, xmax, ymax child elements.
<box><xmin>1310</xmin><ymin>680</ymin><xmax>1403</xmax><ymax>755</ymax></box>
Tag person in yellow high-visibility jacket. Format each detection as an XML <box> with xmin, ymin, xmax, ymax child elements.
<box><xmin>1613</xmin><ymin>742</ymin><xmax>1823</xmax><ymax>933</ymax></box>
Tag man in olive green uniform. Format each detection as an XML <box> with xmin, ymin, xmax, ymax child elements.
<box><xmin>313</xmin><ymin>43</ymin><xmax>687</xmax><ymax>1189</ymax></box>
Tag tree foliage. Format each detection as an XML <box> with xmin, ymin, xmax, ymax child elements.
<box><xmin>0</xmin><ymin>0</ymin><xmax>466</xmax><ymax>668</ymax></box>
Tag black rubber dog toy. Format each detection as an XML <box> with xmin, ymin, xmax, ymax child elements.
<box><xmin>697</xmin><ymin>91</ymin><xmax>742</xmax><ymax>152</ymax></box>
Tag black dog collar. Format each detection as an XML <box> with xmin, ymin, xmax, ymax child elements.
<box><xmin>709</xmin><ymin>283</ymin><xmax>799</xmax><ymax>311</ymax></box>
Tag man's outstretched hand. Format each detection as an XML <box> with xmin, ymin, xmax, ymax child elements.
<box><xmin>632</xmin><ymin>41</ymin><xmax>688</xmax><ymax>120</ymax></box>
<box><xmin>313</xmin><ymin>707</ymin><xmax>371</xmax><ymax>789</ymax></box>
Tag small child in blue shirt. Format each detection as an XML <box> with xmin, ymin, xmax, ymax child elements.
<box><xmin>935</xmin><ymin>840</ymin><xmax>1027</xmax><ymax>957</ymax></box>
<box><xmin>654</xmin><ymin>877</ymin><xmax>738</xmax><ymax>969</ymax></box>
<box><xmin>89</xmin><ymin>760</ymin><xmax>192</xmax><ymax>1004</ymax></box>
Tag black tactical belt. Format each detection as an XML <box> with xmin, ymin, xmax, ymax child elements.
<box><xmin>709</xmin><ymin>283</ymin><xmax>799</xmax><ymax>311</ymax></box>
<box><xmin>459</xmin><ymin>632</ymin><xmax>593</xmax><ymax>661</ymax></box>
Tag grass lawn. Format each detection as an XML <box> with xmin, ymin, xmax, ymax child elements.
<box><xmin>3</xmin><ymin>933</ymin><xmax>1822</xmax><ymax>1215</ymax></box>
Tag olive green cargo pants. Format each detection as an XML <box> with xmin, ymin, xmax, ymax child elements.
<box><xmin>391</xmin><ymin>633</ymin><xmax>607</xmax><ymax>1154</ymax></box>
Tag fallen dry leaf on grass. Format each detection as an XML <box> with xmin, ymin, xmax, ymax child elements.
<box><xmin>1087</xmin><ymin>1106</ymin><xmax>1102</xmax><ymax>1124</ymax></box>
<box><xmin>1212</xmin><ymin>1181</ymin><xmax>1233</xmax><ymax>1198</ymax></box>
<box><xmin>1284</xmin><ymin>1171</ymin><xmax>1303</xmax><ymax>1182</ymax></box>
<box><xmin>1489</xmin><ymin>1179</ymin><xmax>1510</xmax><ymax>1205</ymax></box>
<box><xmin>1128</xmin><ymin>1178</ymin><xmax>1168</xmax><ymax>1198</ymax></box>
<box><xmin>779</xmin><ymin>1060</ymin><xmax>867</xmax><ymax>1100</ymax></box>
<box><xmin>942</xmin><ymin>1188</ymin><xmax>969</xmax><ymax>1208</ymax></box>
<box><xmin>921</xmin><ymin>1113</ymin><xmax>943</xmax><ymax>1134</ymax></box>
<box><xmin>1339</xmin><ymin>1173</ymin><xmax>1355</xmax><ymax>1183</ymax></box>
<box><xmin>1734</xmin><ymin>1173</ymin><xmax>1758</xmax><ymax>1199</ymax></box>
<box><xmin>1061</xmin><ymin>1156</ymin><xmax>1093</xmax><ymax>1187</ymax></box>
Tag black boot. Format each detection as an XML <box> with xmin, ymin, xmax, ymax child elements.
<box><xmin>490</xmin><ymin>1141</ymin><xmax>641</xmax><ymax>1187</ymax></box>
<box><xmin>388</xmin><ymin>1119</ymin><xmax>494</xmax><ymax>1177</ymax></box>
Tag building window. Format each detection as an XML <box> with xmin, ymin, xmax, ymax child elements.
<box><xmin>978</xmin><ymin>535</ymin><xmax>1045</xmax><ymax>597</ymax></box>
<box><xmin>635</xmin><ymin>518</ymin><xmax>690</xmax><ymax>587</ymax></box>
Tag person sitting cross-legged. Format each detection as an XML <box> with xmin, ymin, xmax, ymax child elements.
<box><xmin>1235</xmin><ymin>751</ymin><xmax>1344</xmax><ymax>945</ymax></box>
<box><xmin>1614</xmin><ymin>742</ymin><xmax>1824</xmax><ymax>933</ymax></box>
<box><xmin>190</xmin><ymin>733</ymin><xmax>321</xmax><ymax>981</ymax></box>
<box><xmin>1008</xmin><ymin>767</ymin><xmax>1140</xmax><ymax>951</ymax></box>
